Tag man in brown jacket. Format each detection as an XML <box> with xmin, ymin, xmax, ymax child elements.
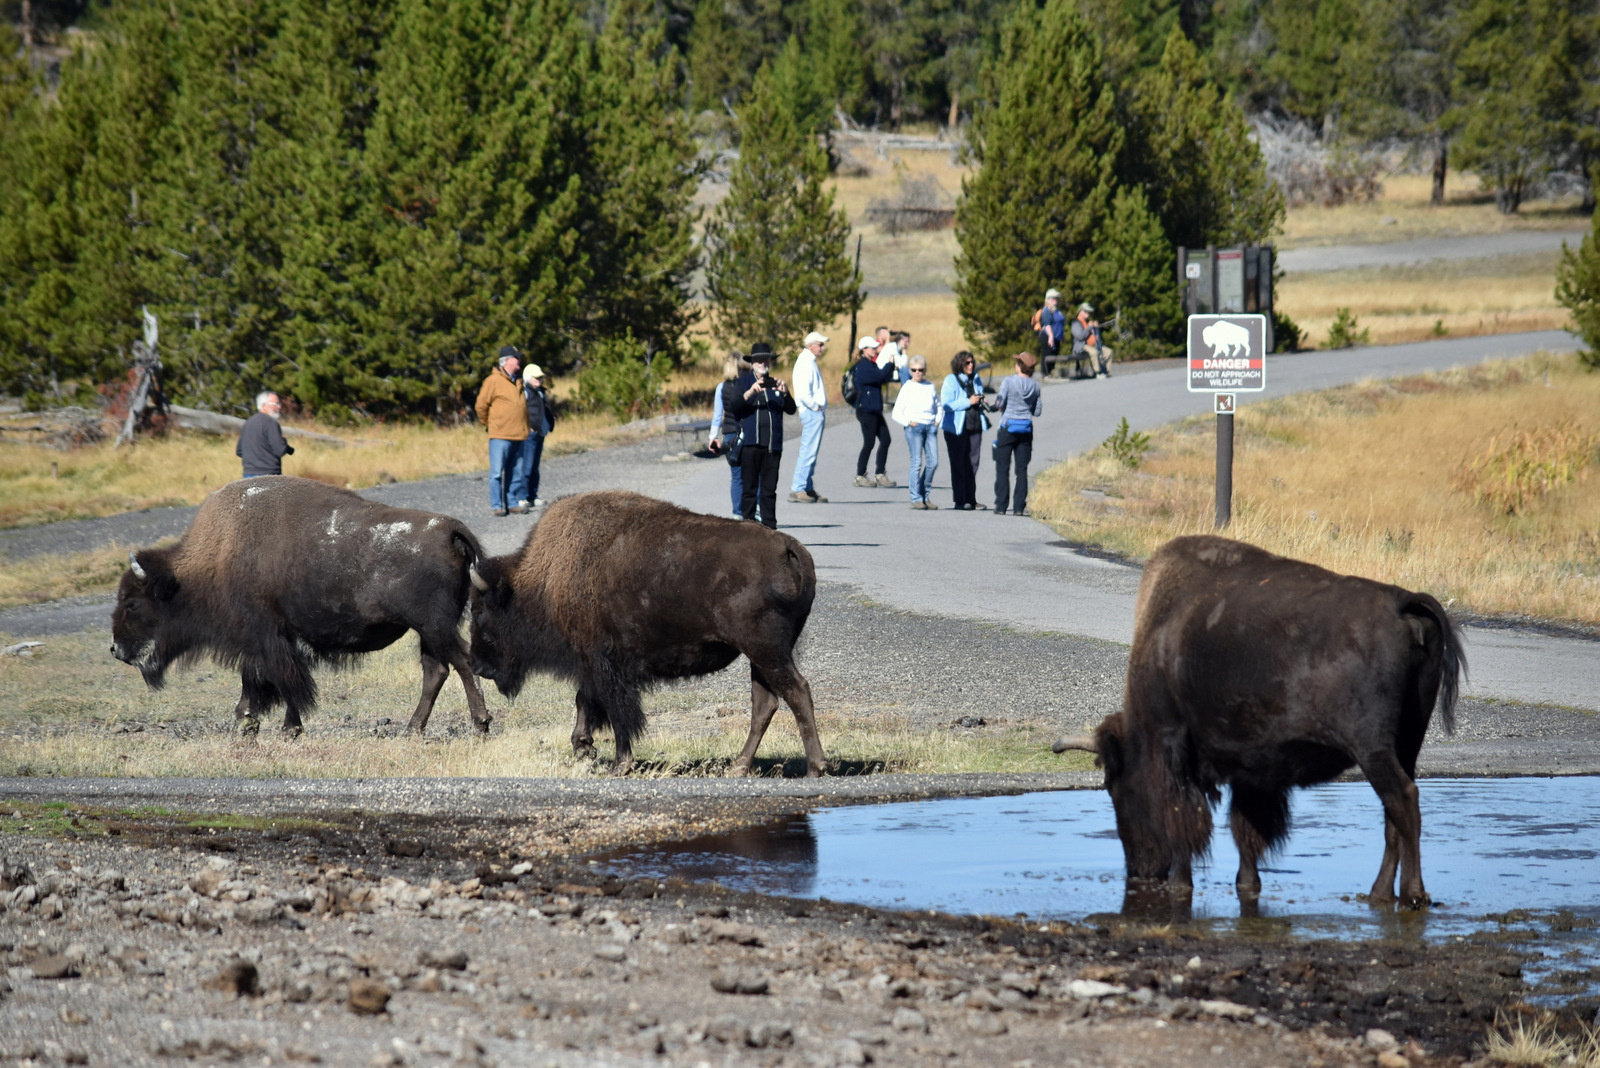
<box><xmin>474</xmin><ymin>347</ymin><xmax>530</xmax><ymax>516</ymax></box>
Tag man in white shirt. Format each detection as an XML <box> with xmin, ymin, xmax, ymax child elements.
<box><xmin>788</xmin><ymin>331</ymin><xmax>830</xmax><ymax>503</ymax></box>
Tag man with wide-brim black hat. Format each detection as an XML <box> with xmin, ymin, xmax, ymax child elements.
<box><xmin>727</xmin><ymin>341</ymin><xmax>797</xmax><ymax>528</ymax></box>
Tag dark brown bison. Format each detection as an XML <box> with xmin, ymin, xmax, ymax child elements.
<box><xmin>467</xmin><ymin>490</ymin><xmax>824</xmax><ymax>776</ymax></box>
<box><xmin>111</xmin><ymin>476</ymin><xmax>491</xmax><ymax>737</ymax></box>
<box><xmin>1054</xmin><ymin>535</ymin><xmax>1463</xmax><ymax>910</ymax></box>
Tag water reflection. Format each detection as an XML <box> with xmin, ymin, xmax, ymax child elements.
<box><xmin>592</xmin><ymin>778</ymin><xmax>1600</xmax><ymax>986</ymax></box>
<box><xmin>588</xmin><ymin>816</ymin><xmax>819</xmax><ymax>897</ymax></box>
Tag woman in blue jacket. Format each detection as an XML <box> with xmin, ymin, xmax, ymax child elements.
<box><xmin>940</xmin><ymin>351</ymin><xmax>988</xmax><ymax>510</ymax></box>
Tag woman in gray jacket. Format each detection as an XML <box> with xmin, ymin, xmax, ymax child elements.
<box><xmin>991</xmin><ymin>352</ymin><xmax>1042</xmax><ymax>516</ymax></box>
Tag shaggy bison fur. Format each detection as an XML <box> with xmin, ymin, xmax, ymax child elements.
<box><xmin>468</xmin><ymin>490</ymin><xmax>824</xmax><ymax>775</ymax></box>
<box><xmin>111</xmin><ymin>477</ymin><xmax>491</xmax><ymax>736</ymax></box>
<box><xmin>1055</xmin><ymin>535</ymin><xmax>1463</xmax><ymax>910</ymax></box>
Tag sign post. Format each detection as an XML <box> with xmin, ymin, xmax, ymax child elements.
<box><xmin>1187</xmin><ymin>314</ymin><xmax>1266</xmax><ymax>529</ymax></box>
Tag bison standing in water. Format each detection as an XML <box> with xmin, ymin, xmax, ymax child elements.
<box><xmin>111</xmin><ymin>477</ymin><xmax>492</xmax><ymax>737</ymax></box>
<box><xmin>467</xmin><ymin>490</ymin><xmax>825</xmax><ymax>776</ymax></box>
<box><xmin>1055</xmin><ymin>535</ymin><xmax>1463</xmax><ymax>910</ymax></box>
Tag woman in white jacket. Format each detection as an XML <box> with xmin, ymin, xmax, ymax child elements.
<box><xmin>889</xmin><ymin>354</ymin><xmax>942</xmax><ymax>509</ymax></box>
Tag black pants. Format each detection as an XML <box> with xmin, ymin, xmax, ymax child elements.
<box><xmin>739</xmin><ymin>445</ymin><xmax>781</xmax><ymax>528</ymax></box>
<box><xmin>943</xmin><ymin>430</ymin><xmax>982</xmax><ymax>508</ymax></box>
<box><xmin>993</xmin><ymin>428</ymin><xmax>1033</xmax><ymax>513</ymax></box>
<box><xmin>856</xmin><ymin>408</ymin><xmax>890</xmax><ymax>476</ymax></box>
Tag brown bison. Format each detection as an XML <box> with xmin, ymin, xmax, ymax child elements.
<box><xmin>111</xmin><ymin>477</ymin><xmax>491</xmax><ymax>737</ymax></box>
<box><xmin>1054</xmin><ymin>535</ymin><xmax>1463</xmax><ymax>910</ymax></box>
<box><xmin>467</xmin><ymin>490</ymin><xmax>824</xmax><ymax>776</ymax></box>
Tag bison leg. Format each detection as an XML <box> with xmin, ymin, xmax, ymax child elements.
<box><xmin>571</xmin><ymin>685</ymin><xmax>602</xmax><ymax>762</ymax></box>
<box><xmin>231</xmin><ymin>689</ymin><xmax>260</xmax><ymax>739</ymax></box>
<box><xmin>1361</xmin><ymin>751</ymin><xmax>1429</xmax><ymax>908</ymax></box>
<box><xmin>448</xmin><ymin>644</ymin><xmax>492</xmax><ymax>735</ymax></box>
<box><xmin>403</xmin><ymin>649</ymin><xmax>453</xmax><ymax>736</ymax></box>
<box><xmin>734</xmin><ymin>661</ymin><xmax>825</xmax><ymax>778</ymax></box>
<box><xmin>1228</xmin><ymin>785</ymin><xmax>1290</xmax><ymax>899</ymax></box>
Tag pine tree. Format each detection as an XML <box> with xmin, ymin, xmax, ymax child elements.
<box><xmin>767</xmin><ymin>35</ymin><xmax>831</xmax><ymax>142</ymax></box>
<box><xmin>954</xmin><ymin>0</ymin><xmax>1122</xmax><ymax>356</ymax></box>
<box><xmin>1131</xmin><ymin>25</ymin><xmax>1283</xmax><ymax>250</ymax></box>
<box><xmin>687</xmin><ymin>0</ymin><xmax>744</xmax><ymax>111</ymax></box>
<box><xmin>1556</xmin><ymin>219</ymin><xmax>1600</xmax><ymax>368</ymax></box>
<box><xmin>1449</xmin><ymin>0</ymin><xmax>1583</xmax><ymax>214</ymax></box>
<box><xmin>349</xmin><ymin>0</ymin><xmax>592</xmax><ymax>419</ymax></box>
<box><xmin>1073</xmin><ymin>186</ymin><xmax>1183</xmax><ymax>357</ymax></box>
<box><xmin>703</xmin><ymin>59</ymin><xmax>861</xmax><ymax>353</ymax></box>
<box><xmin>796</xmin><ymin>0</ymin><xmax>865</xmax><ymax>119</ymax></box>
<box><xmin>0</xmin><ymin>7</ymin><xmax>174</xmax><ymax>405</ymax></box>
<box><xmin>579</xmin><ymin>0</ymin><xmax>702</xmax><ymax>362</ymax></box>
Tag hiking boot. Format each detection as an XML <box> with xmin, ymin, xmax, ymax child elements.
<box><xmin>873</xmin><ymin>473</ymin><xmax>896</xmax><ymax>488</ymax></box>
<box><xmin>808</xmin><ymin>491</ymin><xmax>828</xmax><ymax>503</ymax></box>
<box><xmin>923</xmin><ymin>501</ymin><xmax>939</xmax><ymax>510</ymax></box>
<box><xmin>492</xmin><ymin>507</ymin><xmax>508</xmax><ymax>517</ymax></box>
<box><xmin>510</xmin><ymin>501</ymin><xmax>530</xmax><ymax>514</ymax></box>
<box><xmin>993</xmin><ymin>507</ymin><xmax>1007</xmax><ymax>515</ymax></box>
<box><xmin>853</xmin><ymin>475</ymin><xmax>873</xmax><ymax>487</ymax></box>
<box><xmin>788</xmin><ymin>491</ymin><xmax>809</xmax><ymax>503</ymax></box>
<box><xmin>910</xmin><ymin>501</ymin><xmax>926</xmax><ymax>510</ymax></box>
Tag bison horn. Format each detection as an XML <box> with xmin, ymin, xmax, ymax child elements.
<box><xmin>468</xmin><ymin>564</ymin><xmax>488</xmax><ymax>593</ymax></box>
<box><xmin>1051</xmin><ymin>734</ymin><xmax>1097</xmax><ymax>754</ymax></box>
<box><xmin>128</xmin><ymin>551</ymin><xmax>146</xmax><ymax>580</ymax></box>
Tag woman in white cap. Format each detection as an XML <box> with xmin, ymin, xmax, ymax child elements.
<box><xmin>520</xmin><ymin>362</ymin><xmax>558</xmax><ymax>508</ymax></box>
<box><xmin>851</xmin><ymin>335</ymin><xmax>897</xmax><ymax>488</ymax></box>
<box><xmin>889</xmin><ymin>354</ymin><xmax>940</xmax><ymax>509</ymax></box>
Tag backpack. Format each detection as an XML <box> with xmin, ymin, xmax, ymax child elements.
<box><xmin>1030</xmin><ymin>306</ymin><xmax>1044</xmax><ymax>332</ymax></box>
<box><xmin>841</xmin><ymin>363</ymin><xmax>859</xmax><ymax>406</ymax></box>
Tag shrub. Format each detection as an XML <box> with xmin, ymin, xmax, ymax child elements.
<box><xmin>577</xmin><ymin>333</ymin><xmax>672</xmax><ymax>421</ymax></box>
<box><xmin>1454</xmin><ymin>420</ymin><xmax>1597</xmax><ymax>515</ymax></box>
<box><xmin>1272</xmin><ymin>310</ymin><xmax>1304</xmax><ymax>353</ymax></box>
<box><xmin>1324</xmin><ymin>308</ymin><xmax>1370</xmax><ymax>350</ymax></box>
<box><xmin>1102</xmin><ymin>416</ymin><xmax>1152</xmax><ymax>469</ymax></box>
<box><xmin>1556</xmin><ymin>221</ymin><xmax>1600</xmax><ymax>370</ymax></box>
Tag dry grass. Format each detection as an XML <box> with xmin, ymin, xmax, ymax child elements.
<box><xmin>1483</xmin><ymin>1009</ymin><xmax>1600</xmax><ymax>1067</ymax></box>
<box><xmin>0</xmin><ymin>631</ymin><xmax>1067</xmax><ymax>780</ymax></box>
<box><xmin>1280</xmin><ymin>173</ymin><xmax>1590</xmax><ymax>248</ymax></box>
<box><xmin>1030</xmin><ymin>352</ymin><xmax>1600</xmax><ymax>627</ymax></box>
<box><xmin>1277</xmin><ymin>250</ymin><xmax>1571</xmax><ymax>348</ymax></box>
<box><xmin>0</xmin><ymin>544</ymin><xmax>138</xmax><ymax>611</ymax></box>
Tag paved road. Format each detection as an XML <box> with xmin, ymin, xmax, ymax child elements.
<box><xmin>1277</xmin><ymin>228</ymin><xmax>1587</xmax><ymax>273</ymax></box>
<box><xmin>663</xmin><ymin>329</ymin><xmax>1600</xmax><ymax>712</ymax></box>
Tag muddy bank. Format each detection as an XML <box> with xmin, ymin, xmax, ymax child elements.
<box><xmin>1</xmin><ymin>782</ymin><xmax>1592</xmax><ymax>1067</ymax></box>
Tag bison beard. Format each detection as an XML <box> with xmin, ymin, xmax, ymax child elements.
<box><xmin>468</xmin><ymin>491</ymin><xmax>825</xmax><ymax>776</ymax></box>
<box><xmin>1055</xmin><ymin>535</ymin><xmax>1463</xmax><ymax>912</ymax></box>
<box><xmin>110</xmin><ymin>477</ymin><xmax>491</xmax><ymax>737</ymax></box>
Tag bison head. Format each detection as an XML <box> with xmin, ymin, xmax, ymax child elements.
<box><xmin>110</xmin><ymin>550</ymin><xmax>180</xmax><ymax>688</ymax></box>
<box><xmin>467</xmin><ymin>557</ymin><xmax>528</xmax><ymax>698</ymax></box>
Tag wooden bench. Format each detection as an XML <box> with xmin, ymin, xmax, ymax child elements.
<box><xmin>666</xmin><ymin>418</ymin><xmax>713</xmax><ymax>453</ymax></box>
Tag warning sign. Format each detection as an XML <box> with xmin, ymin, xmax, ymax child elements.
<box><xmin>1187</xmin><ymin>314</ymin><xmax>1266</xmax><ymax>393</ymax></box>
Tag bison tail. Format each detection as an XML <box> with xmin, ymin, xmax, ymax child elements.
<box><xmin>450</xmin><ymin>525</ymin><xmax>484</xmax><ymax>567</ymax></box>
<box><xmin>1401</xmin><ymin>593</ymin><xmax>1465</xmax><ymax>735</ymax></box>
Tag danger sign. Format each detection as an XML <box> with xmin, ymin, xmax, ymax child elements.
<box><xmin>1187</xmin><ymin>314</ymin><xmax>1266</xmax><ymax>392</ymax></box>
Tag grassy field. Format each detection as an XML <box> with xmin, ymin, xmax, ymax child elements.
<box><xmin>1278</xmin><ymin>173</ymin><xmax>1590</xmax><ymax>248</ymax></box>
<box><xmin>1031</xmin><ymin>352</ymin><xmax>1600</xmax><ymax>627</ymax></box>
<box><xmin>1276</xmin><ymin>251</ymin><xmax>1573</xmax><ymax>348</ymax></box>
<box><xmin>0</xmin><ymin>631</ymin><xmax>1074</xmax><ymax>780</ymax></box>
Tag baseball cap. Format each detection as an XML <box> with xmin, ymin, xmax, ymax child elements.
<box><xmin>497</xmin><ymin>345</ymin><xmax>522</xmax><ymax>363</ymax></box>
<box><xmin>1013</xmin><ymin>351</ymin><xmax>1038</xmax><ymax>371</ymax></box>
<box><xmin>1045</xmin><ymin>288</ymin><xmax>1060</xmax><ymax>300</ymax></box>
<box><xmin>858</xmin><ymin>336</ymin><xmax>880</xmax><ymax>350</ymax></box>
<box><xmin>1078</xmin><ymin>302</ymin><xmax>1095</xmax><ymax>314</ymax></box>
<box><xmin>803</xmin><ymin>331</ymin><xmax>828</xmax><ymax>346</ymax></box>
<box><xmin>522</xmin><ymin>364</ymin><xmax>545</xmax><ymax>381</ymax></box>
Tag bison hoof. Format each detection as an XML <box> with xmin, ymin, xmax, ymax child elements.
<box><xmin>283</xmin><ymin>724</ymin><xmax>304</xmax><ymax>740</ymax></box>
<box><xmin>472</xmin><ymin>715</ymin><xmax>492</xmax><ymax>736</ymax></box>
<box><xmin>572</xmin><ymin>743</ymin><xmax>598</xmax><ymax>761</ymax></box>
<box><xmin>728</xmin><ymin>762</ymin><xmax>751</xmax><ymax>778</ymax></box>
<box><xmin>610</xmin><ymin>760</ymin><xmax>635</xmax><ymax>777</ymax></box>
<box><xmin>240</xmin><ymin>716</ymin><xmax>261</xmax><ymax>737</ymax></box>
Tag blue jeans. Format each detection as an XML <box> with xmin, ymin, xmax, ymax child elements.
<box><xmin>904</xmin><ymin>423</ymin><xmax>939</xmax><ymax>502</ymax></box>
<box><xmin>519</xmin><ymin>434</ymin><xmax>546</xmax><ymax>501</ymax></box>
<box><xmin>488</xmin><ymin>437</ymin><xmax>528</xmax><ymax>509</ymax></box>
<box><xmin>790</xmin><ymin>407</ymin><xmax>825</xmax><ymax>494</ymax></box>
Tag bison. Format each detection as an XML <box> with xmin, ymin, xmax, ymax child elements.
<box><xmin>467</xmin><ymin>490</ymin><xmax>825</xmax><ymax>776</ymax></box>
<box><xmin>1054</xmin><ymin>535</ymin><xmax>1463</xmax><ymax>910</ymax></box>
<box><xmin>1201</xmin><ymin>319</ymin><xmax>1251</xmax><ymax>360</ymax></box>
<box><xmin>111</xmin><ymin>477</ymin><xmax>492</xmax><ymax>737</ymax></box>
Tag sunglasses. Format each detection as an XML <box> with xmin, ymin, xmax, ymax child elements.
<box><xmin>910</xmin><ymin>367</ymin><xmax>926</xmax><ymax>374</ymax></box>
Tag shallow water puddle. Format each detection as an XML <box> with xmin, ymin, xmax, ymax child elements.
<box><xmin>592</xmin><ymin>777</ymin><xmax>1600</xmax><ymax>995</ymax></box>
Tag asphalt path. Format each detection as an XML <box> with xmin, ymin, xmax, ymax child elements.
<box><xmin>1276</xmin><ymin>228</ymin><xmax>1589</xmax><ymax>273</ymax></box>
<box><xmin>662</xmin><ymin>329</ymin><xmax>1600</xmax><ymax>713</ymax></box>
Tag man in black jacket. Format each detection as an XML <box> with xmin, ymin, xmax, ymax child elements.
<box><xmin>728</xmin><ymin>342</ymin><xmax>796</xmax><ymax>528</ymax></box>
<box><xmin>236</xmin><ymin>391</ymin><xmax>294</xmax><ymax>477</ymax></box>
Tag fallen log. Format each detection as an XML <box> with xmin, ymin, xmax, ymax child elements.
<box><xmin>167</xmin><ymin>405</ymin><xmax>392</xmax><ymax>447</ymax></box>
